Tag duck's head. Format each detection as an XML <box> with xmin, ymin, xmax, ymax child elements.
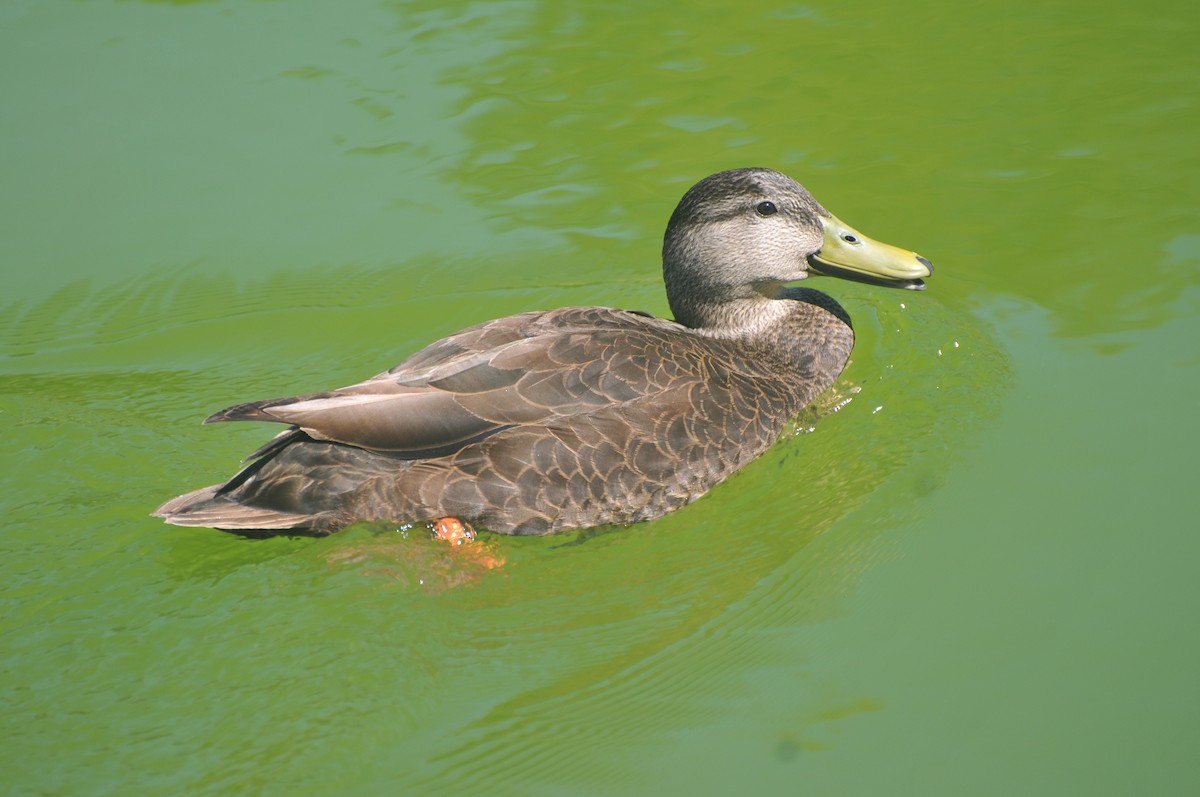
<box><xmin>662</xmin><ymin>168</ymin><xmax>932</xmax><ymax>328</ymax></box>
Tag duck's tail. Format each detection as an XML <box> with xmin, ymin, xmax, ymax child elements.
<box><xmin>153</xmin><ymin>485</ymin><xmax>322</xmax><ymax>531</ymax></box>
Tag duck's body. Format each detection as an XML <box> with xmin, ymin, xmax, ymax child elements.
<box><xmin>155</xmin><ymin>168</ymin><xmax>931</xmax><ymax>535</ymax></box>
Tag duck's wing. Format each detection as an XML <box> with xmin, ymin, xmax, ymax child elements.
<box><xmin>205</xmin><ymin>307</ymin><xmax>691</xmax><ymax>459</ymax></box>
<box><xmin>380</xmin><ymin>306</ymin><xmax>666</xmax><ymax>375</ymax></box>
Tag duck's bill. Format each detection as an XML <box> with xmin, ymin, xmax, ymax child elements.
<box><xmin>807</xmin><ymin>213</ymin><xmax>933</xmax><ymax>291</ymax></box>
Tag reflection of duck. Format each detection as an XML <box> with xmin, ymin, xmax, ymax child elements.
<box><xmin>155</xmin><ymin>168</ymin><xmax>932</xmax><ymax>536</ymax></box>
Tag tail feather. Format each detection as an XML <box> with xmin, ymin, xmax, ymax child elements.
<box><xmin>204</xmin><ymin>390</ymin><xmax>336</xmax><ymax>425</ymax></box>
<box><xmin>204</xmin><ymin>400</ymin><xmax>281</xmax><ymax>424</ymax></box>
<box><xmin>153</xmin><ymin>485</ymin><xmax>320</xmax><ymax>531</ymax></box>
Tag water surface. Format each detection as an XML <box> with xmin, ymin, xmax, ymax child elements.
<box><xmin>2</xmin><ymin>1</ymin><xmax>1197</xmax><ymax>794</ymax></box>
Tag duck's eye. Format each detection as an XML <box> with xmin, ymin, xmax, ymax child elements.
<box><xmin>841</xmin><ymin>233</ymin><xmax>860</xmax><ymax>244</ymax></box>
<box><xmin>756</xmin><ymin>201</ymin><xmax>778</xmax><ymax>217</ymax></box>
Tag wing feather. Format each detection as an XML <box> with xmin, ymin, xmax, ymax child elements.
<box><xmin>205</xmin><ymin>307</ymin><xmax>706</xmax><ymax>458</ymax></box>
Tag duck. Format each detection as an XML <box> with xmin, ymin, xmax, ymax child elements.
<box><xmin>154</xmin><ymin>168</ymin><xmax>932</xmax><ymax>536</ymax></box>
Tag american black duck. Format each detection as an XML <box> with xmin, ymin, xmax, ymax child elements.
<box><xmin>155</xmin><ymin>168</ymin><xmax>932</xmax><ymax>536</ymax></box>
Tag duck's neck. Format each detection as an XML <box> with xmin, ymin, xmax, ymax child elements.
<box><xmin>673</xmin><ymin>287</ymin><xmax>856</xmax><ymax>380</ymax></box>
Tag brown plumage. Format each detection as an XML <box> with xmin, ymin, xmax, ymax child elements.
<box><xmin>155</xmin><ymin>168</ymin><xmax>932</xmax><ymax>535</ymax></box>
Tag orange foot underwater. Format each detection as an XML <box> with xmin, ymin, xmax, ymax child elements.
<box><xmin>326</xmin><ymin>519</ymin><xmax>505</xmax><ymax>590</ymax></box>
<box><xmin>431</xmin><ymin>517</ymin><xmax>506</xmax><ymax>575</ymax></box>
<box><xmin>432</xmin><ymin>517</ymin><xmax>476</xmax><ymax>545</ymax></box>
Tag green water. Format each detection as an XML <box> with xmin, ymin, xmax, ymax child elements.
<box><xmin>2</xmin><ymin>0</ymin><xmax>1197</xmax><ymax>794</ymax></box>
